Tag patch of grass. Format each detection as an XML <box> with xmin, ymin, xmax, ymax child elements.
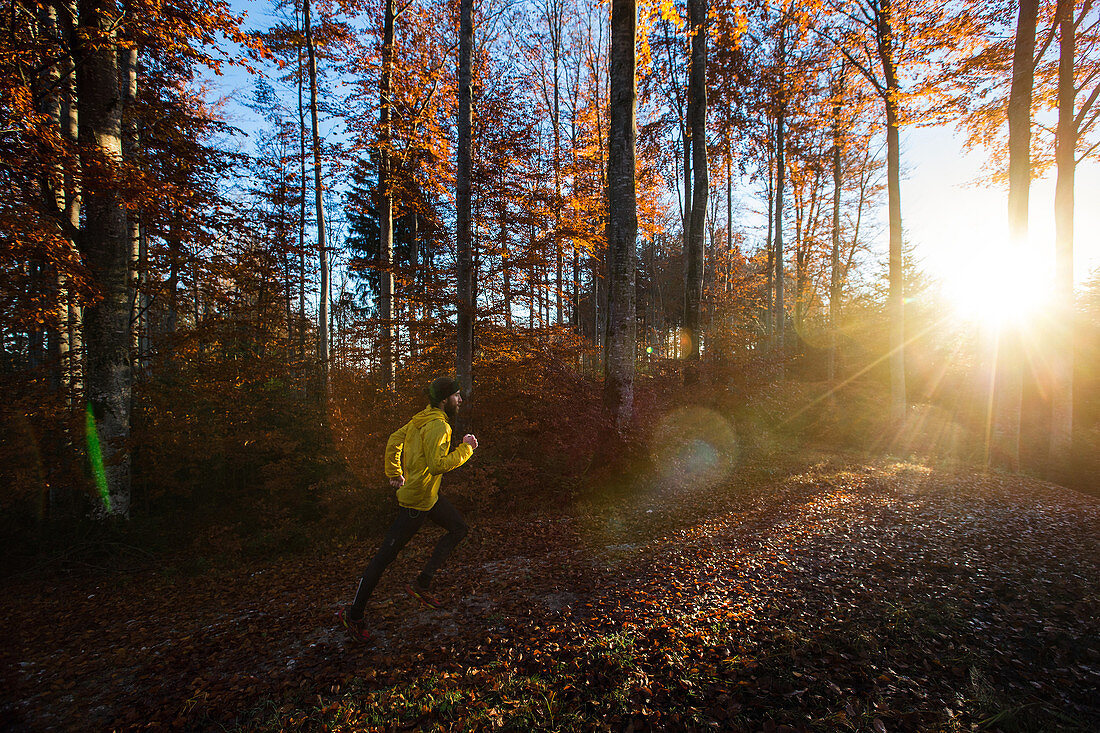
<box><xmin>964</xmin><ymin>667</ymin><xmax>1094</xmax><ymax>733</ymax></box>
<box><xmin>334</xmin><ymin>669</ymin><xmax>586</xmax><ymax>731</ymax></box>
<box><xmin>587</xmin><ymin>629</ymin><xmax>638</xmax><ymax>671</ymax></box>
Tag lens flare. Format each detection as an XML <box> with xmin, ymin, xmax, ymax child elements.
<box><xmin>576</xmin><ymin>407</ymin><xmax>740</xmax><ymax>551</ymax></box>
<box><xmin>651</xmin><ymin>406</ymin><xmax>740</xmax><ymax>493</ymax></box>
<box><xmin>85</xmin><ymin>403</ymin><xmax>111</xmax><ymax>512</ymax></box>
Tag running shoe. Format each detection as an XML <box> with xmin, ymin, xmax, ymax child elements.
<box><xmin>337</xmin><ymin>606</ymin><xmax>371</xmax><ymax>642</ymax></box>
<box><xmin>405</xmin><ymin>582</ymin><xmax>444</xmax><ymax>609</ymax></box>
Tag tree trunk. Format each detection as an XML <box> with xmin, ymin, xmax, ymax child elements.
<box><xmin>765</xmin><ymin>142</ymin><xmax>773</xmax><ymax>340</ymax></box>
<box><xmin>281</xmin><ymin>196</ymin><xmax>293</xmax><ymax>356</ymax></box>
<box><xmin>550</xmin><ymin>0</ymin><xmax>564</xmax><ymax>325</ymax></box>
<box><xmin>167</xmin><ymin>222</ymin><xmax>179</xmax><ymax>338</ymax></box>
<box><xmin>63</xmin><ymin>17</ymin><xmax>83</xmax><ymax>407</ymax></box>
<box><xmin>304</xmin><ymin>0</ymin><xmax>329</xmax><ymax>398</ymax></box>
<box><xmin>993</xmin><ymin>0</ymin><xmax>1038</xmax><ymax>469</ymax></box>
<box><xmin>39</xmin><ymin>2</ymin><xmax>73</xmax><ymax>515</ymax></box>
<box><xmin>884</xmin><ymin>102</ymin><xmax>906</xmax><ymax>423</ymax></box>
<box><xmin>726</xmin><ymin>133</ymin><xmax>732</xmax><ymax>258</ymax></box>
<box><xmin>38</xmin><ymin>3</ymin><xmax>68</xmax><ymax>395</ymax></box>
<box><xmin>122</xmin><ymin>45</ymin><xmax>144</xmax><ymax>377</ymax></box>
<box><xmin>604</xmin><ymin>0</ymin><xmax>637</xmax><ymax>434</ymax></box>
<box><xmin>829</xmin><ymin>66</ymin><xmax>844</xmax><ymax>383</ymax></box>
<box><xmin>683</xmin><ymin>0</ymin><xmax>707</xmax><ymax>382</ymax></box>
<box><xmin>297</xmin><ymin>5</ymin><xmax>307</xmax><ymax>366</ymax></box>
<box><xmin>501</xmin><ymin>203</ymin><xmax>513</xmax><ymax>330</ymax></box>
<box><xmin>529</xmin><ymin>224</ymin><xmax>536</xmax><ymax>331</ymax></box>
<box><xmin>594</xmin><ymin>46</ymin><xmax>609</xmax><ymax>365</ymax></box>
<box><xmin>1007</xmin><ymin>0</ymin><xmax>1038</xmax><ymax>242</ymax></box>
<box><xmin>572</xmin><ymin>240</ymin><xmax>580</xmax><ymax>331</ymax></box>
<box><xmin>456</xmin><ymin>0</ymin><xmax>475</xmax><ymax>395</ymax></box>
<box><xmin>1049</xmin><ymin>0</ymin><xmax>1075</xmax><ymax>467</ymax></box>
<box><xmin>681</xmin><ymin>129</ymin><xmax>691</xmax><ymax>266</ymax></box>
<box><xmin>571</xmin><ymin>110</ymin><xmax>581</xmax><ymax>331</ymax></box>
<box><xmin>774</xmin><ymin>104</ymin><xmax>785</xmax><ymax>352</ymax></box>
<box><xmin>378</xmin><ymin>0</ymin><xmax>396</xmax><ymax>387</ymax></box>
<box><xmin>682</xmin><ymin>136</ymin><xmax>691</xmax><ymax>254</ymax></box>
<box><xmin>879</xmin><ymin>0</ymin><xmax>907</xmax><ymax>424</ymax></box>
<box><xmin>794</xmin><ymin>210</ymin><xmax>804</xmax><ymax>334</ymax></box>
<box><xmin>77</xmin><ymin>0</ymin><xmax>131</xmax><ymax>518</ymax></box>
<box><xmin>192</xmin><ymin>250</ymin><xmax>201</xmax><ymax>330</ymax></box>
<box><xmin>409</xmin><ymin>213</ymin><xmax>419</xmax><ymax>359</ymax></box>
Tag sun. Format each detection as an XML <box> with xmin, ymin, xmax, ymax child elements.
<box><xmin>942</xmin><ymin>244</ymin><xmax>1052</xmax><ymax>330</ymax></box>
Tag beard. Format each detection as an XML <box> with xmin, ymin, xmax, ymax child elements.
<box><xmin>443</xmin><ymin>400</ymin><xmax>459</xmax><ymax>422</ymax></box>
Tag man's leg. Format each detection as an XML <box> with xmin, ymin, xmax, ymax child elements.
<box><xmin>349</xmin><ymin>506</ymin><xmax>426</xmax><ymax>620</ymax></box>
<box><xmin>415</xmin><ymin>496</ymin><xmax>469</xmax><ymax>590</ymax></box>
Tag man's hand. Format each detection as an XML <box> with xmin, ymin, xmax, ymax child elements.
<box><xmin>463</xmin><ymin>434</ymin><xmax>478</xmax><ymax>450</ymax></box>
<box><xmin>389</xmin><ymin>475</ymin><xmax>405</xmax><ymax>489</ymax></box>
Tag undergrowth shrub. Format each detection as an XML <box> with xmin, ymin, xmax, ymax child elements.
<box><xmin>5</xmin><ymin>303</ymin><xmax>1098</xmax><ymax>575</ymax></box>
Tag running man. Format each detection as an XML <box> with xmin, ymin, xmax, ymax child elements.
<box><xmin>338</xmin><ymin>376</ymin><xmax>478</xmax><ymax>642</ymax></box>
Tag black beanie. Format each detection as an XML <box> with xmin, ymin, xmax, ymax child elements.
<box><xmin>429</xmin><ymin>376</ymin><xmax>461</xmax><ymax>405</ymax></box>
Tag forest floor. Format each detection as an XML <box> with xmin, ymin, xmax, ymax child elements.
<box><xmin>2</xmin><ymin>451</ymin><xmax>1099</xmax><ymax>732</ymax></box>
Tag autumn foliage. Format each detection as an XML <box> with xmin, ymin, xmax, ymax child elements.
<box><xmin>2</xmin><ymin>0</ymin><xmax>1100</xmax><ymax>728</ymax></box>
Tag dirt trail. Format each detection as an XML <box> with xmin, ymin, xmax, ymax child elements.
<box><xmin>3</xmin><ymin>459</ymin><xmax>1098</xmax><ymax>731</ymax></box>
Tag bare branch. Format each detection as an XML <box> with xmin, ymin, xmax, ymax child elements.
<box><xmin>1034</xmin><ymin>120</ymin><xmax>1057</xmax><ymax>137</ymax></box>
<box><xmin>1076</xmin><ymin>103</ymin><xmax>1100</xmax><ymax>138</ymax></box>
<box><xmin>806</xmin><ymin>23</ymin><xmax>885</xmax><ymax>97</ymax></box>
<box><xmin>1077</xmin><ymin>136</ymin><xmax>1100</xmax><ymax>161</ymax></box>
<box><xmin>1075</xmin><ymin>81</ymin><xmax>1100</xmax><ymax>127</ymax></box>
<box><xmin>1075</xmin><ymin>65</ymin><xmax>1100</xmax><ymax>93</ymax></box>
<box><xmin>1076</xmin><ymin>0</ymin><xmax>1097</xmax><ymax>29</ymax></box>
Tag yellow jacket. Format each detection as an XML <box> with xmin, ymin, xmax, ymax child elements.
<box><xmin>384</xmin><ymin>405</ymin><xmax>474</xmax><ymax>511</ymax></box>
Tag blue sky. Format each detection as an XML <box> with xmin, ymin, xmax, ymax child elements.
<box><xmin>218</xmin><ymin>0</ymin><xmax>1100</xmax><ymax>313</ymax></box>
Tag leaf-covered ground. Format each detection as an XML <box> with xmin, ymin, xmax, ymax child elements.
<box><xmin>3</xmin><ymin>456</ymin><xmax>1099</xmax><ymax>732</ymax></box>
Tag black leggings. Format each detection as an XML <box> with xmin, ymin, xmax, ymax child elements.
<box><xmin>350</xmin><ymin>496</ymin><xmax>468</xmax><ymax>618</ymax></box>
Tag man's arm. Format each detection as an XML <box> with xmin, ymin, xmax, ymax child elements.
<box><xmin>384</xmin><ymin>422</ymin><xmax>410</xmax><ymax>480</ymax></box>
<box><xmin>423</xmin><ymin>420</ymin><xmax>474</xmax><ymax>476</ymax></box>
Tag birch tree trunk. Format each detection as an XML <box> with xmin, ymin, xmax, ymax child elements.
<box><xmin>604</xmin><ymin>0</ymin><xmax>637</xmax><ymax>434</ymax></box>
<box><xmin>379</xmin><ymin>0</ymin><xmax>396</xmax><ymax>387</ymax></box>
<box><xmin>456</xmin><ymin>0</ymin><xmax>475</xmax><ymax>394</ymax></box>
<box><xmin>39</xmin><ymin>3</ymin><xmax>73</xmax><ymax>515</ymax></box>
<box><xmin>304</xmin><ymin>0</ymin><xmax>330</xmax><ymax>397</ymax></box>
<box><xmin>38</xmin><ymin>3</ymin><xmax>68</xmax><ymax>394</ymax></box>
<box><xmin>122</xmin><ymin>44</ymin><xmax>145</xmax><ymax>377</ymax></box>
<box><xmin>1049</xmin><ymin>0</ymin><xmax>1075</xmax><ymax>467</ymax></box>
<box><xmin>77</xmin><ymin>0</ymin><xmax>131</xmax><ymax>518</ymax></box>
<box><xmin>63</xmin><ymin>15</ymin><xmax>84</xmax><ymax>407</ymax></box>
